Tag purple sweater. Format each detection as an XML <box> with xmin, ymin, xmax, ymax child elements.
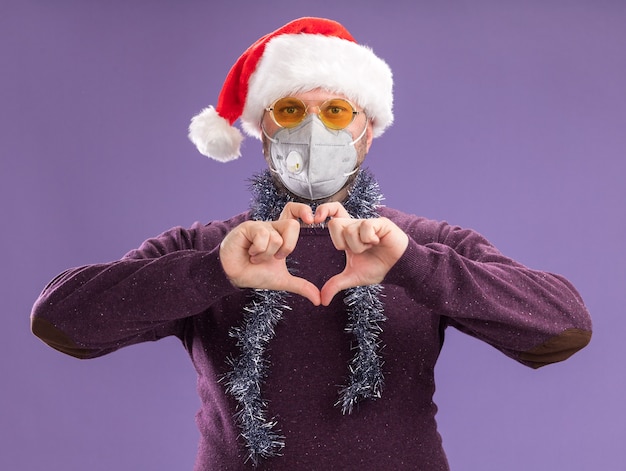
<box><xmin>31</xmin><ymin>206</ymin><xmax>592</xmax><ymax>470</ymax></box>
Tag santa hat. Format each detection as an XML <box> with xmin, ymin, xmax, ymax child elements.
<box><xmin>188</xmin><ymin>17</ymin><xmax>394</xmax><ymax>162</ymax></box>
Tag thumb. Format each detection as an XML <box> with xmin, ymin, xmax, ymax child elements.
<box><xmin>320</xmin><ymin>271</ymin><xmax>358</xmax><ymax>306</ymax></box>
<box><xmin>285</xmin><ymin>274</ymin><xmax>322</xmax><ymax>306</ymax></box>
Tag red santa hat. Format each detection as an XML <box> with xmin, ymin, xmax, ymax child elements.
<box><xmin>188</xmin><ymin>17</ymin><xmax>394</xmax><ymax>162</ymax></box>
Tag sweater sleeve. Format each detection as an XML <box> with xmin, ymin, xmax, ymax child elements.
<box><xmin>30</xmin><ymin>218</ymin><xmax>245</xmax><ymax>359</ymax></box>
<box><xmin>383</xmin><ymin>212</ymin><xmax>592</xmax><ymax>368</ymax></box>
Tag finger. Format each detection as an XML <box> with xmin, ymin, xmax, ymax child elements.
<box><xmin>327</xmin><ymin>218</ymin><xmax>349</xmax><ymax>251</ymax></box>
<box><xmin>328</xmin><ymin>218</ymin><xmax>373</xmax><ymax>253</ymax></box>
<box><xmin>248</xmin><ymin>227</ymin><xmax>282</xmax><ymax>261</ymax></box>
<box><xmin>279</xmin><ymin>202</ymin><xmax>314</xmax><ymax>225</ymax></box>
<box><xmin>314</xmin><ymin>202</ymin><xmax>351</xmax><ymax>223</ymax></box>
<box><xmin>342</xmin><ymin>222</ymin><xmax>376</xmax><ymax>254</ymax></box>
<box><xmin>282</xmin><ymin>274</ymin><xmax>321</xmax><ymax>306</ymax></box>
<box><xmin>357</xmin><ymin>219</ymin><xmax>381</xmax><ymax>245</ymax></box>
<box><xmin>271</xmin><ymin>219</ymin><xmax>300</xmax><ymax>259</ymax></box>
<box><xmin>320</xmin><ymin>272</ymin><xmax>358</xmax><ymax>306</ymax></box>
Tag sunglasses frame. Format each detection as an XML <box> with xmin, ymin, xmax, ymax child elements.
<box><xmin>266</xmin><ymin>96</ymin><xmax>361</xmax><ymax>130</ymax></box>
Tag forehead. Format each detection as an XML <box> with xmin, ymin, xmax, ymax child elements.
<box><xmin>280</xmin><ymin>88</ymin><xmax>354</xmax><ymax>105</ymax></box>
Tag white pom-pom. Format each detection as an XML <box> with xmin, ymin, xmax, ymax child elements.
<box><xmin>188</xmin><ymin>106</ymin><xmax>244</xmax><ymax>162</ymax></box>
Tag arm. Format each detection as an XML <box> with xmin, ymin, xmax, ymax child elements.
<box><xmin>31</xmin><ymin>220</ymin><xmax>243</xmax><ymax>359</ymax></box>
<box><xmin>385</xmin><ymin>215</ymin><xmax>592</xmax><ymax>368</ymax></box>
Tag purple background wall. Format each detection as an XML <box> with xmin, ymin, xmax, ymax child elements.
<box><xmin>2</xmin><ymin>1</ymin><xmax>624</xmax><ymax>469</ymax></box>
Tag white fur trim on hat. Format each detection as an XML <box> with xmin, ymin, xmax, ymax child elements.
<box><xmin>188</xmin><ymin>106</ymin><xmax>244</xmax><ymax>162</ymax></box>
<box><xmin>240</xmin><ymin>34</ymin><xmax>394</xmax><ymax>139</ymax></box>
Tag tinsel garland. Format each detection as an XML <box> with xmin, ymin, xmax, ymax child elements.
<box><xmin>223</xmin><ymin>289</ymin><xmax>289</xmax><ymax>465</ymax></box>
<box><xmin>338</xmin><ymin>284</ymin><xmax>386</xmax><ymax>414</ymax></box>
<box><xmin>224</xmin><ymin>169</ymin><xmax>387</xmax><ymax>464</ymax></box>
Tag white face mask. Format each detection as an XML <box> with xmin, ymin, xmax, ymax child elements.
<box><xmin>264</xmin><ymin>115</ymin><xmax>367</xmax><ymax>200</ymax></box>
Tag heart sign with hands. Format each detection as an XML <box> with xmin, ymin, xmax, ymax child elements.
<box><xmin>219</xmin><ymin>202</ymin><xmax>409</xmax><ymax>306</ymax></box>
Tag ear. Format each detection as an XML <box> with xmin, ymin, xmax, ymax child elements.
<box><xmin>365</xmin><ymin>120</ymin><xmax>374</xmax><ymax>152</ymax></box>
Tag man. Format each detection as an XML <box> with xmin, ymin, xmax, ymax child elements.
<box><xmin>31</xmin><ymin>17</ymin><xmax>592</xmax><ymax>470</ymax></box>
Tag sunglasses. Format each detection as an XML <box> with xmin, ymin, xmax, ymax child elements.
<box><xmin>266</xmin><ymin>97</ymin><xmax>361</xmax><ymax>130</ymax></box>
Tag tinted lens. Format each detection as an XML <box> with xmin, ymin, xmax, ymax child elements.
<box><xmin>271</xmin><ymin>97</ymin><xmax>307</xmax><ymax>128</ymax></box>
<box><xmin>319</xmin><ymin>99</ymin><xmax>356</xmax><ymax>130</ymax></box>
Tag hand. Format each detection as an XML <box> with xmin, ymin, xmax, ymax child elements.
<box><xmin>219</xmin><ymin>218</ymin><xmax>321</xmax><ymax>305</ymax></box>
<box><xmin>279</xmin><ymin>202</ymin><xmax>409</xmax><ymax>306</ymax></box>
<box><xmin>320</xmin><ymin>215</ymin><xmax>409</xmax><ymax>306</ymax></box>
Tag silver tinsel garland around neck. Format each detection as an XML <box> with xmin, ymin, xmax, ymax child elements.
<box><xmin>223</xmin><ymin>169</ymin><xmax>387</xmax><ymax>465</ymax></box>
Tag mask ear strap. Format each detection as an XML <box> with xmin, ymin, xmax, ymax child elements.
<box><xmin>345</xmin><ymin>120</ymin><xmax>368</xmax><ymax>177</ymax></box>
<box><xmin>343</xmin><ymin>167</ymin><xmax>359</xmax><ymax>178</ymax></box>
<box><xmin>349</xmin><ymin>120</ymin><xmax>368</xmax><ymax>146</ymax></box>
<box><xmin>261</xmin><ymin>122</ymin><xmax>281</xmax><ymax>176</ymax></box>
<box><xmin>261</xmin><ymin>122</ymin><xmax>278</xmax><ymax>143</ymax></box>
